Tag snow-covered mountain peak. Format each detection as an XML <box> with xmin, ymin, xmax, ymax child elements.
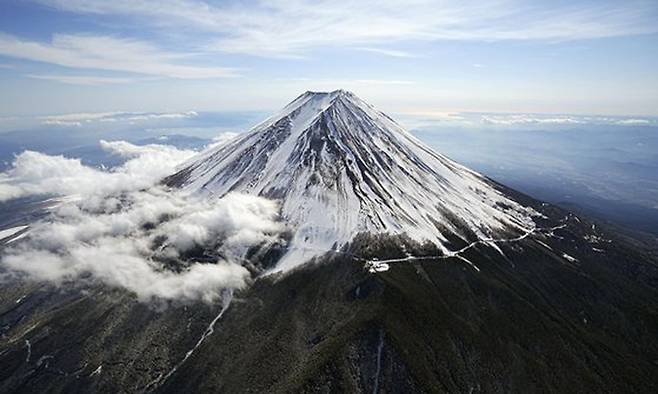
<box><xmin>253</xmin><ymin>89</ymin><xmax>377</xmax><ymax>137</ymax></box>
<box><xmin>300</xmin><ymin>89</ymin><xmax>352</xmax><ymax>100</ymax></box>
<box><xmin>165</xmin><ymin>91</ymin><xmax>539</xmax><ymax>271</ymax></box>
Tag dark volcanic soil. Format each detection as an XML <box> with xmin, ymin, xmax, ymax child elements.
<box><xmin>1</xmin><ymin>198</ymin><xmax>658</xmax><ymax>393</ymax></box>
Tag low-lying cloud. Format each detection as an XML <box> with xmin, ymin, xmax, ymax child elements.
<box><xmin>0</xmin><ymin>140</ymin><xmax>195</xmax><ymax>201</ymax></box>
<box><xmin>41</xmin><ymin>110</ymin><xmax>199</xmax><ymax>127</ymax></box>
<box><xmin>480</xmin><ymin>114</ymin><xmax>656</xmax><ymax>127</ymax></box>
<box><xmin>0</xmin><ymin>140</ymin><xmax>283</xmax><ymax>303</ymax></box>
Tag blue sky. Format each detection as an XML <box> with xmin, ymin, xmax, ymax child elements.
<box><xmin>0</xmin><ymin>0</ymin><xmax>657</xmax><ymax>117</ymax></box>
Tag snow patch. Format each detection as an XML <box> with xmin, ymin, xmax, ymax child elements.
<box><xmin>366</xmin><ymin>260</ymin><xmax>390</xmax><ymax>273</ymax></box>
<box><xmin>90</xmin><ymin>365</ymin><xmax>102</xmax><ymax>377</ymax></box>
<box><xmin>562</xmin><ymin>253</ymin><xmax>578</xmax><ymax>263</ymax></box>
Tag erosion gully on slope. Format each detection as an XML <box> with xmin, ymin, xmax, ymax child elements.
<box><xmin>144</xmin><ymin>289</ymin><xmax>234</xmax><ymax>392</ymax></box>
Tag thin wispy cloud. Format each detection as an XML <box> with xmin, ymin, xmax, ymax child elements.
<box><xmin>26</xmin><ymin>74</ymin><xmax>140</xmax><ymax>85</ymax></box>
<box><xmin>355</xmin><ymin>79</ymin><xmax>415</xmax><ymax>85</ymax></box>
<box><xmin>479</xmin><ymin>114</ymin><xmax>658</xmax><ymax>126</ymax></box>
<box><xmin>0</xmin><ymin>33</ymin><xmax>237</xmax><ymax>79</ymax></box>
<box><xmin>397</xmin><ymin>111</ymin><xmax>658</xmax><ymax>128</ymax></box>
<box><xmin>355</xmin><ymin>47</ymin><xmax>419</xmax><ymax>58</ymax></box>
<box><xmin>616</xmin><ymin>118</ymin><xmax>650</xmax><ymax>125</ymax></box>
<box><xmin>34</xmin><ymin>0</ymin><xmax>658</xmax><ymax>57</ymax></box>
<box><xmin>283</xmin><ymin>78</ymin><xmax>416</xmax><ymax>86</ymax></box>
<box><xmin>40</xmin><ymin>110</ymin><xmax>199</xmax><ymax>126</ymax></box>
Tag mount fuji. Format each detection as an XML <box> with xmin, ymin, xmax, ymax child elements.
<box><xmin>1</xmin><ymin>91</ymin><xmax>657</xmax><ymax>393</ymax></box>
<box><xmin>165</xmin><ymin>90</ymin><xmax>538</xmax><ymax>270</ymax></box>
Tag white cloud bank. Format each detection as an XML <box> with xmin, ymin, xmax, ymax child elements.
<box><xmin>207</xmin><ymin>132</ymin><xmax>239</xmax><ymax>150</ymax></box>
<box><xmin>0</xmin><ymin>140</ymin><xmax>194</xmax><ymax>201</ymax></box>
<box><xmin>0</xmin><ymin>140</ymin><xmax>284</xmax><ymax>303</ymax></box>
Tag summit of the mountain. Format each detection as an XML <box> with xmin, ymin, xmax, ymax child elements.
<box><xmin>165</xmin><ymin>91</ymin><xmax>539</xmax><ymax>270</ymax></box>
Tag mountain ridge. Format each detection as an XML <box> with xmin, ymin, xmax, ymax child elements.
<box><xmin>165</xmin><ymin>90</ymin><xmax>538</xmax><ymax>271</ymax></box>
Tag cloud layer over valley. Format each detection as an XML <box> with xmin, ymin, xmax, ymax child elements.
<box><xmin>0</xmin><ymin>140</ymin><xmax>283</xmax><ymax>303</ymax></box>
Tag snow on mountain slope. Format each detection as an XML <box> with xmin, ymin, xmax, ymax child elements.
<box><xmin>165</xmin><ymin>90</ymin><xmax>539</xmax><ymax>271</ymax></box>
